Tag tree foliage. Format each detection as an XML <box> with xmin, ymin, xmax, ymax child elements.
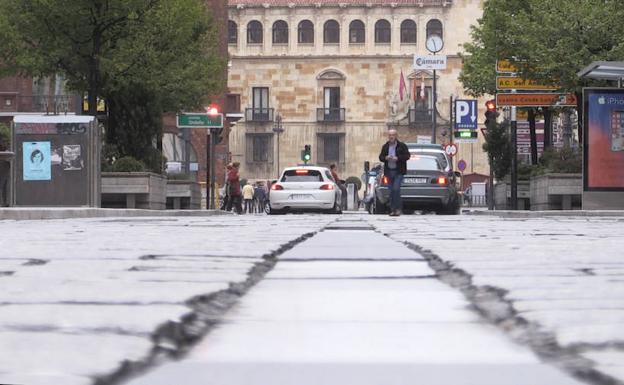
<box><xmin>483</xmin><ymin>118</ymin><xmax>511</xmax><ymax>180</ymax></box>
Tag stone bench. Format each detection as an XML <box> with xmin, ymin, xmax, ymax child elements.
<box><xmin>101</xmin><ymin>172</ymin><xmax>167</xmax><ymax>210</ymax></box>
<box><xmin>530</xmin><ymin>173</ymin><xmax>582</xmax><ymax>210</ymax></box>
<box><xmin>494</xmin><ymin>181</ymin><xmax>530</xmax><ymax>210</ymax></box>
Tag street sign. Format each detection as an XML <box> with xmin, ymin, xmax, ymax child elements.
<box><xmin>496</xmin><ymin>93</ymin><xmax>577</xmax><ymax>107</ymax></box>
<box><xmin>413</xmin><ymin>55</ymin><xmax>447</xmax><ymax>70</ymax></box>
<box><xmin>444</xmin><ymin>144</ymin><xmax>458</xmax><ymax>157</ymax></box>
<box><xmin>496</xmin><ymin>59</ymin><xmax>519</xmax><ymax>73</ymax></box>
<box><xmin>454</xmin><ymin>130</ymin><xmax>478</xmax><ymax>143</ymax></box>
<box><xmin>457</xmin><ymin>159</ymin><xmax>467</xmax><ymax>172</ymax></box>
<box><xmin>496</xmin><ymin>76</ymin><xmax>558</xmax><ymax>91</ymax></box>
<box><xmin>455</xmin><ymin>99</ymin><xmax>478</xmax><ymax>130</ymax></box>
<box><xmin>176</xmin><ymin>113</ymin><xmax>223</xmax><ymax>129</ymax></box>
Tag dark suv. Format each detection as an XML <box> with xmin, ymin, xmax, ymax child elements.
<box><xmin>371</xmin><ymin>151</ymin><xmax>461</xmax><ymax>215</ymax></box>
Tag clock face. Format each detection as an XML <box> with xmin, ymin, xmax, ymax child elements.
<box><xmin>426</xmin><ymin>35</ymin><xmax>443</xmax><ymax>53</ymax></box>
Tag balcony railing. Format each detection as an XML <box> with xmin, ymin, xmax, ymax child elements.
<box><xmin>409</xmin><ymin>108</ymin><xmax>434</xmax><ymax>126</ymax></box>
<box><xmin>245</xmin><ymin>107</ymin><xmax>274</xmax><ymax>122</ymax></box>
<box><xmin>317</xmin><ymin>108</ymin><xmax>345</xmax><ymax>123</ymax></box>
<box><xmin>15</xmin><ymin>95</ymin><xmax>78</xmax><ymax>114</ymax></box>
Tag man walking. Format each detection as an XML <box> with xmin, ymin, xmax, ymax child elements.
<box><xmin>330</xmin><ymin>163</ymin><xmax>348</xmax><ymax>211</ymax></box>
<box><xmin>378</xmin><ymin>129</ymin><xmax>410</xmax><ymax>216</ymax></box>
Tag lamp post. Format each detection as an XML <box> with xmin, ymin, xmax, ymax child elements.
<box><xmin>272</xmin><ymin>114</ymin><xmax>284</xmax><ymax>178</ymax></box>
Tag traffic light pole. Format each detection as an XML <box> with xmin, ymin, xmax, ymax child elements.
<box><xmin>432</xmin><ymin>69</ymin><xmax>437</xmax><ymax>144</ymax></box>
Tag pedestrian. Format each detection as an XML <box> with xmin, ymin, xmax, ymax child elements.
<box><xmin>330</xmin><ymin>163</ymin><xmax>348</xmax><ymax>211</ymax></box>
<box><xmin>254</xmin><ymin>182</ymin><xmax>267</xmax><ymax>213</ymax></box>
<box><xmin>222</xmin><ymin>163</ymin><xmax>232</xmax><ymax>211</ymax></box>
<box><xmin>242</xmin><ymin>181</ymin><xmax>255</xmax><ymax>214</ymax></box>
<box><xmin>378</xmin><ymin>128</ymin><xmax>410</xmax><ymax>216</ymax></box>
<box><xmin>227</xmin><ymin>162</ymin><xmax>243</xmax><ymax>214</ymax></box>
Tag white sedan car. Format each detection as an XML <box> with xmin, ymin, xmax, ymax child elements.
<box><xmin>267</xmin><ymin>166</ymin><xmax>343</xmax><ymax>214</ymax></box>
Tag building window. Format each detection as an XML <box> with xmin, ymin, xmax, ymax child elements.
<box><xmin>374</xmin><ymin>19</ymin><xmax>391</xmax><ymax>44</ymax></box>
<box><xmin>400</xmin><ymin>20</ymin><xmax>417</xmax><ymax>43</ymax></box>
<box><xmin>272</xmin><ymin>20</ymin><xmax>288</xmax><ymax>44</ymax></box>
<box><xmin>228</xmin><ymin>20</ymin><xmax>238</xmax><ymax>44</ymax></box>
<box><xmin>251</xmin><ymin>87</ymin><xmax>270</xmax><ymax>121</ymax></box>
<box><xmin>426</xmin><ymin>19</ymin><xmax>443</xmax><ymax>40</ymax></box>
<box><xmin>298</xmin><ymin>20</ymin><xmax>314</xmax><ymax>44</ymax></box>
<box><xmin>246</xmin><ymin>134</ymin><xmax>273</xmax><ymax>163</ymax></box>
<box><xmin>317</xmin><ymin>134</ymin><xmax>345</xmax><ymax>164</ymax></box>
<box><xmin>324</xmin><ymin>20</ymin><xmax>340</xmax><ymax>44</ymax></box>
<box><xmin>247</xmin><ymin>20</ymin><xmax>263</xmax><ymax>44</ymax></box>
<box><xmin>349</xmin><ymin>20</ymin><xmax>365</xmax><ymax>44</ymax></box>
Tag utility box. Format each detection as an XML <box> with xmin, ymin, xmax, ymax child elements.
<box><xmin>11</xmin><ymin>115</ymin><xmax>100</xmax><ymax>207</ymax></box>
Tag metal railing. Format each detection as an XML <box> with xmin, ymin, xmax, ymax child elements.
<box><xmin>16</xmin><ymin>95</ymin><xmax>78</xmax><ymax>114</ymax></box>
<box><xmin>245</xmin><ymin>107</ymin><xmax>274</xmax><ymax>122</ymax></box>
<box><xmin>316</xmin><ymin>108</ymin><xmax>345</xmax><ymax>122</ymax></box>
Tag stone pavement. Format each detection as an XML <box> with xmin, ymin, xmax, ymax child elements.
<box><xmin>126</xmin><ymin>217</ymin><xmax>585</xmax><ymax>385</ymax></box>
<box><xmin>0</xmin><ymin>215</ymin><xmax>334</xmax><ymax>385</ymax></box>
<box><xmin>369</xmin><ymin>214</ymin><xmax>624</xmax><ymax>384</ymax></box>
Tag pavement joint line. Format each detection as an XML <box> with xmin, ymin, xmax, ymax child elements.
<box><xmin>91</xmin><ymin>229</ymin><xmax>319</xmax><ymax>385</ymax></box>
<box><xmin>383</xmin><ymin>235</ymin><xmax>624</xmax><ymax>385</ymax></box>
<box><xmin>264</xmin><ymin>275</ymin><xmax>437</xmax><ymax>280</ymax></box>
<box><xmin>278</xmin><ymin>257</ymin><xmax>427</xmax><ymax>262</ymax></box>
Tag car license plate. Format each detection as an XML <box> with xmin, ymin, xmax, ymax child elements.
<box><xmin>404</xmin><ymin>177</ymin><xmax>428</xmax><ymax>184</ymax></box>
<box><xmin>290</xmin><ymin>194</ymin><xmax>313</xmax><ymax>200</ymax></box>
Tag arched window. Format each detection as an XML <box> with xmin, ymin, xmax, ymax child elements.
<box><xmin>349</xmin><ymin>20</ymin><xmax>365</xmax><ymax>44</ymax></box>
<box><xmin>324</xmin><ymin>20</ymin><xmax>339</xmax><ymax>43</ymax></box>
<box><xmin>298</xmin><ymin>20</ymin><xmax>314</xmax><ymax>44</ymax></box>
<box><xmin>272</xmin><ymin>20</ymin><xmax>289</xmax><ymax>44</ymax></box>
<box><xmin>374</xmin><ymin>19</ymin><xmax>391</xmax><ymax>43</ymax></box>
<box><xmin>228</xmin><ymin>20</ymin><xmax>238</xmax><ymax>44</ymax></box>
<box><xmin>400</xmin><ymin>20</ymin><xmax>416</xmax><ymax>43</ymax></box>
<box><xmin>426</xmin><ymin>19</ymin><xmax>443</xmax><ymax>40</ymax></box>
<box><xmin>247</xmin><ymin>20</ymin><xmax>263</xmax><ymax>44</ymax></box>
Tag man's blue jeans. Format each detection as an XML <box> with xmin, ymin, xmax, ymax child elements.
<box><xmin>386</xmin><ymin>169</ymin><xmax>403</xmax><ymax>211</ymax></box>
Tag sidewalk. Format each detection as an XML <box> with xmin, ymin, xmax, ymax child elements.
<box><xmin>0</xmin><ymin>207</ymin><xmax>229</xmax><ymax>221</ymax></box>
<box><xmin>126</xmin><ymin>218</ymin><xmax>583</xmax><ymax>385</ymax></box>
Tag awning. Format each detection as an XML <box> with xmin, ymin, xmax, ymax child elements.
<box><xmin>577</xmin><ymin>61</ymin><xmax>624</xmax><ymax>82</ymax></box>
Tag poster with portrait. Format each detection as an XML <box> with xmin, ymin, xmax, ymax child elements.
<box><xmin>51</xmin><ymin>147</ymin><xmax>63</xmax><ymax>165</ymax></box>
<box><xmin>584</xmin><ymin>89</ymin><xmax>624</xmax><ymax>191</ymax></box>
<box><xmin>62</xmin><ymin>145</ymin><xmax>83</xmax><ymax>171</ymax></box>
<box><xmin>23</xmin><ymin>142</ymin><xmax>52</xmax><ymax>181</ymax></box>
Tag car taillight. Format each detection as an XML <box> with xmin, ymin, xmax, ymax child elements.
<box><xmin>382</xmin><ymin>176</ymin><xmax>390</xmax><ymax>186</ymax></box>
<box><xmin>271</xmin><ymin>184</ymin><xmax>284</xmax><ymax>191</ymax></box>
<box><xmin>320</xmin><ymin>184</ymin><xmax>334</xmax><ymax>190</ymax></box>
<box><xmin>437</xmin><ymin>177</ymin><xmax>447</xmax><ymax>185</ymax></box>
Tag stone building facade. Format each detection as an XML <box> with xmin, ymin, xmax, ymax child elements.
<box><xmin>227</xmin><ymin>0</ymin><xmax>488</xmax><ymax>182</ymax></box>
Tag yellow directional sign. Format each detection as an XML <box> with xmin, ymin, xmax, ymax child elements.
<box><xmin>496</xmin><ymin>76</ymin><xmax>558</xmax><ymax>91</ymax></box>
<box><xmin>496</xmin><ymin>59</ymin><xmax>518</xmax><ymax>73</ymax></box>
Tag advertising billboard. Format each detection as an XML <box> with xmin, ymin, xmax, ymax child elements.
<box><xmin>584</xmin><ymin>89</ymin><xmax>624</xmax><ymax>191</ymax></box>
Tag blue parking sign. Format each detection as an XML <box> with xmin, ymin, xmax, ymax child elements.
<box><xmin>455</xmin><ymin>99</ymin><xmax>478</xmax><ymax>130</ymax></box>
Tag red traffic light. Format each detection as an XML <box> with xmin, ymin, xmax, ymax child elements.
<box><xmin>485</xmin><ymin>100</ymin><xmax>496</xmax><ymax>112</ymax></box>
<box><xmin>206</xmin><ymin>103</ymin><xmax>220</xmax><ymax>116</ymax></box>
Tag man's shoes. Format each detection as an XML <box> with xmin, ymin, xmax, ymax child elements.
<box><xmin>389</xmin><ymin>210</ymin><xmax>401</xmax><ymax>217</ymax></box>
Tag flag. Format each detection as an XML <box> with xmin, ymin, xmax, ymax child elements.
<box><xmin>399</xmin><ymin>70</ymin><xmax>406</xmax><ymax>101</ymax></box>
<box><xmin>420</xmin><ymin>74</ymin><xmax>426</xmax><ymax>98</ymax></box>
<box><xmin>411</xmin><ymin>76</ymin><xmax>416</xmax><ymax>100</ymax></box>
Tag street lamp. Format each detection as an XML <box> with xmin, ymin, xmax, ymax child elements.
<box><xmin>272</xmin><ymin>114</ymin><xmax>284</xmax><ymax>178</ymax></box>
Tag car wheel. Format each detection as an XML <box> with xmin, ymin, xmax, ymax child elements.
<box><xmin>373</xmin><ymin>194</ymin><xmax>388</xmax><ymax>214</ymax></box>
<box><xmin>440</xmin><ymin>199</ymin><xmax>460</xmax><ymax>215</ymax></box>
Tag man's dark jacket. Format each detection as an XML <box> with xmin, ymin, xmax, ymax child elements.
<box><xmin>378</xmin><ymin>140</ymin><xmax>411</xmax><ymax>175</ymax></box>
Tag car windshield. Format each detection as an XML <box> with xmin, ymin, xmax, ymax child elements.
<box><xmin>281</xmin><ymin>169</ymin><xmax>323</xmax><ymax>182</ymax></box>
<box><xmin>407</xmin><ymin>155</ymin><xmax>442</xmax><ymax>171</ymax></box>
<box><xmin>410</xmin><ymin>151</ymin><xmax>449</xmax><ymax>169</ymax></box>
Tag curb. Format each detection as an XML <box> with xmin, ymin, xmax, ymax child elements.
<box><xmin>464</xmin><ymin>209</ymin><xmax>624</xmax><ymax>218</ymax></box>
<box><xmin>0</xmin><ymin>208</ymin><xmax>232</xmax><ymax>221</ymax></box>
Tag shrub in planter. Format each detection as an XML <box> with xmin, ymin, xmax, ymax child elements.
<box><xmin>112</xmin><ymin>156</ymin><xmax>146</xmax><ymax>172</ymax></box>
<box><xmin>0</xmin><ymin>123</ymin><xmax>10</xmax><ymax>151</ymax></box>
<box><xmin>345</xmin><ymin>176</ymin><xmax>362</xmax><ymax>190</ymax></box>
<box><xmin>532</xmin><ymin>146</ymin><xmax>582</xmax><ymax>176</ymax></box>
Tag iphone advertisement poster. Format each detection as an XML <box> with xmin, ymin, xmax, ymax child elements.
<box><xmin>584</xmin><ymin>89</ymin><xmax>624</xmax><ymax>190</ymax></box>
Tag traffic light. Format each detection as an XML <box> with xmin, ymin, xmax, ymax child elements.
<box><xmin>302</xmin><ymin>144</ymin><xmax>311</xmax><ymax>163</ymax></box>
<box><xmin>484</xmin><ymin>99</ymin><xmax>498</xmax><ymax>127</ymax></box>
<box><xmin>207</xmin><ymin>103</ymin><xmax>220</xmax><ymax>116</ymax></box>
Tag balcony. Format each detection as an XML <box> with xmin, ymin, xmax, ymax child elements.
<box><xmin>409</xmin><ymin>108</ymin><xmax>434</xmax><ymax>126</ymax></box>
<box><xmin>245</xmin><ymin>107</ymin><xmax>274</xmax><ymax>122</ymax></box>
<box><xmin>316</xmin><ymin>108</ymin><xmax>345</xmax><ymax>123</ymax></box>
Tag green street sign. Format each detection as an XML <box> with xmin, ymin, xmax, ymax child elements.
<box><xmin>176</xmin><ymin>113</ymin><xmax>223</xmax><ymax>129</ymax></box>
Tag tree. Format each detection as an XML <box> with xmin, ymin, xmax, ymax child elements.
<box><xmin>460</xmin><ymin>0</ymin><xmax>624</xmax><ymax>144</ymax></box>
<box><xmin>0</xmin><ymin>0</ymin><xmax>226</xmax><ymax>116</ymax></box>
<box><xmin>483</xmin><ymin>118</ymin><xmax>511</xmax><ymax>180</ymax></box>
